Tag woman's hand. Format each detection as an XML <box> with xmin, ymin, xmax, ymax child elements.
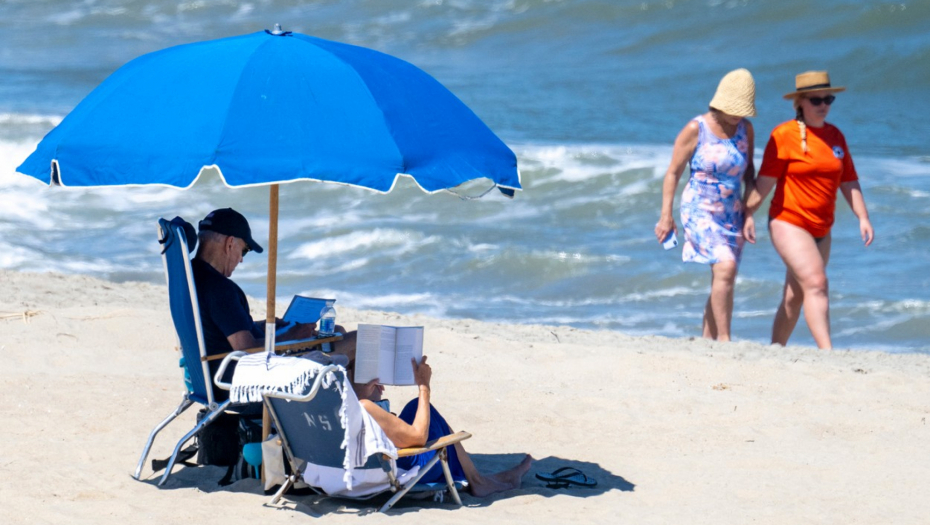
<box><xmin>412</xmin><ymin>355</ymin><xmax>431</xmax><ymax>390</ymax></box>
<box><xmin>860</xmin><ymin>217</ymin><xmax>875</xmax><ymax>246</ymax></box>
<box><xmin>655</xmin><ymin>215</ymin><xmax>676</xmax><ymax>244</ymax></box>
<box><xmin>743</xmin><ymin>214</ymin><xmax>756</xmax><ymax>244</ymax></box>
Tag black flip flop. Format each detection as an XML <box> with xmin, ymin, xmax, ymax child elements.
<box><xmin>535</xmin><ymin>467</ymin><xmax>597</xmax><ymax>489</ymax></box>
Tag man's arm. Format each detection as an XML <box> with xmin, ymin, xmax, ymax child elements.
<box><xmin>227</xmin><ymin>322</ymin><xmax>318</xmax><ymax>350</ymax></box>
<box><xmin>358</xmin><ymin>357</ymin><xmax>432</xmax><ymax>448</ymax></box>
<box><xmin>227</xmin><ymin>330</ymin><xmax>260</xmax><ymax>351</ymax></box>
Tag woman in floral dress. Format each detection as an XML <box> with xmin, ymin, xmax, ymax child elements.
<box><xmin>655</xmin><ymin>68</ymin><xmax>757</xmax><ymax>341</ymax></box>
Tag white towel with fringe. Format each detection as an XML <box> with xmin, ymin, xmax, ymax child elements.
<box><xmin>229</xmin><ymin>351</ymin><xmax>332</xmax><ymax>403</ymax></box>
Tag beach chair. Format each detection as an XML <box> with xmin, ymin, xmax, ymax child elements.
<box><xmin>215</xmin><ymin>351</ymin><xmax>471</xmax><ymax>513</ymax></box>
<box><xmin>132</xmin><ymin>217</ymin><xmax>235</xmax><ymax>486</ymax></box>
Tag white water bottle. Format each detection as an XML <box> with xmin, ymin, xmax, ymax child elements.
<box><xmin>319</xmin><ymin>300</ymin><xmax>336</xmax><ymax>337</ymax></box>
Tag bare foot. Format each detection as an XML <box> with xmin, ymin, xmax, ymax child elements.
<box><xmin>497</xmin><ymin>454</ymin><xmax>533</xmax><ymax>485</ymax></box>
<box><xmin>468</xmin><ymin>454</ymin><xmax>534</xmax><ymax>497</ymax></box>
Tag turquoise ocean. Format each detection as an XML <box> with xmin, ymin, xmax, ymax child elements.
<box><xmin>1</xmin><ymin>0</ymin><xmax>928</xmax><ymax>352</ymax></box>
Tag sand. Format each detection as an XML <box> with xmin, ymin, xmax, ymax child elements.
<box><xmin>1</xmin><ymin>268</ymin><xmax>928</xmax><ymax>524</ymax></box>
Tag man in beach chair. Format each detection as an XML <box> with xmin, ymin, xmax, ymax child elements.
<box><xmin>133</xmin><ymin>216</ymin><xmax>250</xmax><ymax>486</ymax></box>
<box><xmin>133</xmin><ymin>213</ymin><xmax>351</xmax><ymax>486</ymax></box>
<box><xmin>216</xmin><ymin>351</ymin><xmax>533</xmax><ymax>512</ymax></box>
<box><xmin>191</xmin><ymin>208</ymin><xmax>357</xmax><ymax>397</ymax></box>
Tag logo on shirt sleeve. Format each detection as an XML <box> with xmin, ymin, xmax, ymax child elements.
<box><xmin>832</xmin><ymin>146</ymin><xmax>845</xmax><ymax>159</ymax></box>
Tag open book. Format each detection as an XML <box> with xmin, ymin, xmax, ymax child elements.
<box><xmin>354</xmin><ymin>324</ymin><xmax>424</xmax><ymax>386</ymax></box>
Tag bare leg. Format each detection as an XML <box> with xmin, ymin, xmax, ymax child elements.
<box><xmin>770</xmin><ymin>220</ymin><xmax>833</xmax><ymax>349</ymax></box>
<box><xmin>450</xmin><ymin>441</ymin><xmax>533</xmax><ymax>497</ymax></box>
<box><xmin>706</xmin><ymin>260</ymin><xmax>737</xmax><ymax>341</ymax></box>
<box><xmin>772</xmin><ymin>270</ymin><xmax>804</xmax><ymax>345</ymax></box>
<box><xmin>330</xmin><ymin>328</ymin><xmax>357</xmax><ymax>364</ymax></box>
<box><xmin>702</xmin><ymin>296</ymin><xmax>716</xmax><ymax>339</ymax></box>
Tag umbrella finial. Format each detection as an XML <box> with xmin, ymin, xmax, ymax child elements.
<box><xmin>266</xmin><ymin>23</ymin><xmax>291</xmax><ymax>36</ymax></box>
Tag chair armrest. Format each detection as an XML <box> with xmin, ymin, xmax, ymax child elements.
<box><xmin>395</xmin><ymin>431</ymin><xmax>472</xmax><ymax>458</ymax></box>
<box><xmin>201</xmin><ymin>334</ymin><xmax>344</xmax><ymax>363</ymax></box>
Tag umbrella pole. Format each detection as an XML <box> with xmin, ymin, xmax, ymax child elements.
<box><xmin>266</xmin><ymin>183</ymin><xmax>279</xmax><ymax>342</ymax></box>
<box><xmin>262</xmin><ymin>183</ymin><xmax>280</xmax><ymax>486</ymax></box>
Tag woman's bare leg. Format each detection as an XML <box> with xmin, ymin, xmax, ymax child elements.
<box><xmin>705</xmin><ymin>260</ymin><xmax>737</xmax><ymax>341</ymax></box>
<box><xmin>450</xmin><ymin>441</ymin><xmax>533</xmax><ymax>497</ymax></box>
<box><xmin>770</xmin><ymin>220</ymin><xmax>833</xmax><ymax>349</ymax></box>
<box><xmin>330</xmin><ymin>328</ymin><xmax>357</xmax><ymax>364</ymax></box>
<box><xmin>702</xmin><ymin>296</ymin><xmax>716</xmax><ymax>339</ymax></box>
<box><xmin>772</xmin><ymin>270</ymin><xmax>804</xmax><ymax>345</ymax></box>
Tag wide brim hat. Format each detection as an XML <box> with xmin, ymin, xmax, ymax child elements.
<box><xmin>708</xmin><ymin>68</ymin><xmax>757</xmax><ymax>118</ymax></box>
<box><xmin>783</xmin><ymin>70</ymin><xmax>845</xmax><ymax>99</ymax></box>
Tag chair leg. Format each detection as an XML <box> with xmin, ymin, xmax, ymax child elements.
<box><xmin>438</xmin><ymin>448</ymin><xmax>464</xmax><ymax>506</ymax></box>
<box><xmin>157</xmin><ymin>400</ymin><xmax>231</xmax><ymax>486</ymax></box>
<box><xmin>269</xmin><ymin>474</ymin><xmax>296</xmax><ymax>505</ymax></box>
<box><xmin>379</xmin><ymin>452</ymin><xmax>444</xmax><ymax>512</ymax></box>
<box><xmin>133</xmin><ymin>396</ymin><xmax>194</xmax><ymax>480</ymax></box>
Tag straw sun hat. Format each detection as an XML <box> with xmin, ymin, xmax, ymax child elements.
<box><xmin>708</xmin><ymin>68</ymin><xmax>757</xmax><ymax>118</ymax></box>
<box><xmin>783</xmin><ymin>70</ymin><xmax>845</xmax><ymax>99</ymax></box>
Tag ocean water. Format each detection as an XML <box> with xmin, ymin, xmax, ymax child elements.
<box><xmin>1</xmin><ymin>0</ymin><xmax>928</xmax><ymax>352</ymax></box>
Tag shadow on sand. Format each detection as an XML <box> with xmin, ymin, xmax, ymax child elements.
<box><xmin>137</xmin><ymin>452</ymin><xmax>634</xmax><ymax>517</ymax></box>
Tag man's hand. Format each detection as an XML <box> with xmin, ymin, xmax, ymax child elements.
<box><xmin>412</xmin><ymin>355</ymin><xmax>431</xmax><ymax>389</ymax></box>
<box><xmin>283</xmin><ymin>322</ymin><xmax>317</xmax><ymax>341</ymax></box>
<box><xmin>356</xmin><ymin>378</ymin><xmax>383</xmax><ymax>402</ymax></box>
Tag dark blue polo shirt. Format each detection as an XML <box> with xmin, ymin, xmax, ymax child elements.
<box><xmin>191</xmin><ymin>258</ymin><xmax>263</xmax><ymax>400</ymax></box>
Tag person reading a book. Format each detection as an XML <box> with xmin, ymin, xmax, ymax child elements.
<box><xmin>352</xmin><ymin>355</ymin><xmax>534</xmax><ymax>497</ymax></box>
<box><xmin>192</xmin><ymin>208</ymin><xmax>357</xmax><ymax>398</ymax></box>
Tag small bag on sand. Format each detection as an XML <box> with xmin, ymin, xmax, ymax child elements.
<box><xmin>262</xmin><ymin>433</ymin><xmax>309</xmax><ymax>492</ymax></box>
<box><xmin>195</xmin><ymin>410</ymin><xmax>240</xmax><ymax>467</ymax></box>
<box><xmin>262</xmin><ymin>433</ymin><xmax>287</xmax><ymax>492</ymax></box>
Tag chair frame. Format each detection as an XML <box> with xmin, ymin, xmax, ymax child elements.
<box><xmin>215</xmin><ymin>352</ymin><xmax>471</xmax><ymax>513</ymax></box>
<box><xmin>133</xmin><ymin>220</ymin><xmax>232</xmax><ymax>486</ymax></box>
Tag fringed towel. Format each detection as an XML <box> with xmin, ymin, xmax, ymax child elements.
<box><xmin>229</xmin><ymin>351</ymin><xmax>336</xmax><ymax>404</ymax></box>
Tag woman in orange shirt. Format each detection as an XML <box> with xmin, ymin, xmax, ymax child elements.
<box><xmin>744</xmin><ymin>71</ymin><xmax>874</xmax><ymax>349</ymax></box>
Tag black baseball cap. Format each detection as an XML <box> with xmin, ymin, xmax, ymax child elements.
<box><xmin>198</xmin><ymin>208</ymin><xmax>264</xmax><ymax>254</ymax></box>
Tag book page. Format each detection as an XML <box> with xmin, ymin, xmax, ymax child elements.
<box><xmin>377</xmin><ymin>327</ymin><xmax>397</xmax><ymax>384</ymax></box>
<box><xmin>391</xmin><ymin>326</ymin><xmax>424</xmax><ymax>386</ymax></box>
<box><xmin>355</xmin><ymin>324</ymin><xmax>386</xmax><ymax>384</ymax></box>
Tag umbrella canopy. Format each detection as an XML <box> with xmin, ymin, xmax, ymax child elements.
<box><xmin>16</xmin><ymin>27</ymin><xmax>520</xmax><ymax>350</ymax></box>
<box><xmin>17</xmin><ymin>27</ymin><xmax>520</xmax><ymax>194</ymax></box>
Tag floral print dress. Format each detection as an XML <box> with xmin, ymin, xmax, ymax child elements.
<box><xmin>680</xmin><ymin>115</ymin><xmax>748</xmax><ymax>265</ymax></box>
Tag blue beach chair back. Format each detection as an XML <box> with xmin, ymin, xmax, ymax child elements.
<box><xmin>158</xmin><ymin>217</ymin><xmax>214</xmax><ymax>407</ymax></box>
<box><xmin>266</xmin><ymin>369</ymin><xmax>382</xmax><ymax>471</ymax></box>
<box><xmin>133</xmin><ymin>218</ymin><xmax>233</xmax><ymax>486</ymax></box>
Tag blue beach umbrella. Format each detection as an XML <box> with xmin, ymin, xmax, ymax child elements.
<box><xmin>17</xmin><ymin>26</ymin><xmax>520</xmax><ymax>344</ymax></box>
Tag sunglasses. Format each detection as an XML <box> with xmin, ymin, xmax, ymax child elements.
<box><xmin>231</xmin><ymin>237</ymin><xmax>250</xmax><ymax>257</ymax></box>
<box><xmin>805</xmin><ymin>95</ymin><xmax>836</xmax><ymax>106</ymax></box>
